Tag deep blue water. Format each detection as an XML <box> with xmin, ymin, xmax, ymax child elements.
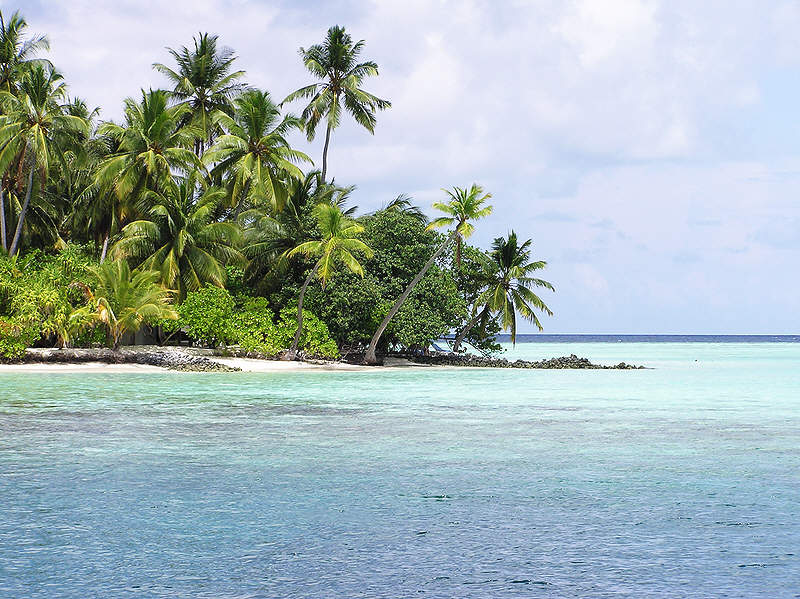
<box><xmin>1</xmin><ymin>341</ymin><xmax>799</xmax><ymax>598</ymax></box>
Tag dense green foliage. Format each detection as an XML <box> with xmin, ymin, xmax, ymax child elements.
<box><xmin>0</xmin><ymin>10</ymin><xmax>554</xmax><ymax>362</ymax></box>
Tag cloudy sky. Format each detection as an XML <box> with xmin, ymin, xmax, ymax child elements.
<box><xmin>13</xmin><ymin>0</ymin><xmax>800</xmax><ymax>333</ymax></box>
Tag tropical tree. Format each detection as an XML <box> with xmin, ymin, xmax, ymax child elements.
<box><xmin>241</xmin><ymin>169</ymin><xmax>353</xmax><ymax>289</ymax></box>
<box><xmin>153</xmin><ymin>32</ymin><xmax>246</xmax><ymax>154</ymax></box>
<box><xmin>95</xmin><ymin>89</ymin><xmax>199</xmax><ymax>214</ymax></box>
<box><xmin>204</xmin><ymin>89</ymin><xmax>310</xmax><ymax>218</ymax></box>
<box><xmin>111</xmin><ymin>174</ymin><xmax>245</xmax><ymax>300</ymax></box>
<box><xmin>364</xmin><ymin>184</ymin><xmax>492</xmax><ymax>364</ymax></box>
<box><xmin>0</xmin><ymin>64</ymin><xmax>87</xmax><ymax>256</ymax></box>
<box><xmin>282</xmin><ymin>202</ymin><xmax>372</xmax><ymax>360</ymax></box>
<box><xmin>451</xmin><ymin>232</ymin><xmax>554</xmax><ymax>352</ymax></box>
<box><xmin>74</xmin><ymin>259</ymin><xmax>177</xmax><ymax>350</ymax></box>
<box><xmin>0</xmin><ymin>9</ymin><xmax>50</xmax><ymax>93</ymax></box>
<box><xmin>284</xmin><ymin>25</ymin><xmax>390</xmax><ymax>181</ymax></box>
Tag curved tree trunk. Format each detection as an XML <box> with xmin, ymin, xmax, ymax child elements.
<box><xmin>0</xmin><ymin>186</ymin><xmax>7</xmax><ymax>252</ymax></box>
<box><xmin>452</xmin><ymin>305</ymin><xmax>489</xmax><ymax>353</ymax></box>
<box><xmin>364</xmin><ymin>230</ymin><xmax>458</xmax><ymax>364</ymax></box>
<box><xmin>283</xmin><ymin>262</ymin><xmax>320</xmax><ymax>361</ymax></box>
<box><xmin>321</xmin><ymin>123</ymin><xmax>332</xmax><ymax>182</ymax></box>
<box><xmin>8</xmin><ymin>166</ymin><xmax>35</xmax><ymax>258</ymax></box>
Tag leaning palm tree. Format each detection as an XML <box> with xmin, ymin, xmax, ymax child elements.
<box><xmin>204</xmin><ymin>89</ymin><xmax>310</xmax><ymax>217</ymax></box>
<box><xmin>364</xmin><ymin>184</ymin><xmax>492</xmax><ymax>364</ymax></box>
<box><xmin>282</xmin><ymin>202</ymin><xmax>372</xmax><ymax>360</ymax></box>
<box><xmin>451</xmin><ymin>232</ymin><xmax>554</xmax><ymax>352</ymax></box>
<box><xmin>284</xmin><ymin>25</ymin><xmax>390</xmax><ymax>181</ymax></box>
<box><xmin>112</xmin><ymin>174</ymin><xmax>245</xmax><ymax>300</ymax></box>
<box><xmin>95</xmin><ymin>89</ymin><xmax>199</xmax><ymax>214</ymax></box>
<box><xmin>153</xmin><ymin>32</ymin><xmax>246</xmax><ymax>154</ymax></box>
<box><xmin>0</xmin><ymin>9</ymin><xmax>50</xmax><ymax>93</ymax></box>
<box><xmin>74</xmin><ymin>259</ymin><xmax>177</xmax><ymax>350</ymax></box>
<box><xmin>0</xmin><ymin>64</ymin><xmax>88</xmax><ymax>256</ymax></box>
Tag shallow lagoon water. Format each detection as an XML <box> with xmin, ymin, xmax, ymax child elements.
<box><xmin>1</xmin><ymin>341</ymin><xmax>799</xmax><ymax>597</ymax></box>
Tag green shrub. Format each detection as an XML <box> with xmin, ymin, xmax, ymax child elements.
<box><xmin>176</xmin><ymin>286</ymin><xmax>236</xmax><ymax>347</ymax></box>
<box><xmin>228</xmin><ymin>298</ymin><xmax>339</xmax><ymax>359</ymax></box>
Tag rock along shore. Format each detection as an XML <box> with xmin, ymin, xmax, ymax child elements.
<box><xmin>22</xmin><ymin>347</ymin><xmax>241</xmax><ymax>372</ymax></box>
<box><xmin>404</xmin><ymin>353</ymin><xmax>645</xmax><ymax>369</ymax></box>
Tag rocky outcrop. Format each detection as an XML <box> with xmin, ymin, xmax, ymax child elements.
<box><xmin>23</xmin><ymin>347</ymin><xmax>240</xmax><ymax>372</ymax></box>
<box><xmin>404</xmin><ymin>353</ymin><xmax>645</xmax><ymax>369</ymax></box>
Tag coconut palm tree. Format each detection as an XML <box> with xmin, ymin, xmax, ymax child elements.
<box><xmin>451</xmin><ymin>232</ymin><xmax>554</xmax><ymax>352</ymax></box>
<box><xmin>95</xmin><ymin>89</ymin><xmax>199</xmax><ymax>214</ymax></box>
<box><xmin>0</xmin><ymin>64</ymin><xmax>87</xmax><ymax>256</ymax></box>
<box><xmin>0</xmin><ymin>9</ymin><xmax>50</xmax><ymax>94</ymax></box>
<box><xmin>241</xmin><ymin>169</ymin><xmax>352</xmax><ymax>287</ymax></box>
<box><xmin>282</xmin><ymin>202</ymin><xmax>372</xmax><ymax>360</ymax></box>
<box><xmin>112</xmin><ymin>174</ymin><xmax>245</xmax><ymax>300</ymax></box>
<box><xmin>74</xmin><ymin>259</ymin><xmax>177</xmax><ymax>350</ymax></box>
<box><xmin>153</xmin><ymin>32</ymin><xmax>246</xmax><ymax>154</ymax></box>
<box><xmin>284</xmin><ymin>25</ymin><xmax>390</xmax><ymax>181</ymax></box>
<box><xmin>204</xmin><ymin>89</ymin><xmax>310</xmax><ymax>218</ymax></box>
<box><xmin>364</xmin><ymin>184</ymin><xmax>492</xmax><ymax>364</ymax></box>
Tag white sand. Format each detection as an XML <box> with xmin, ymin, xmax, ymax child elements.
<box><xmin>0</xmin><ymin>356</ymin><xmax>429</xmax><ymax>374</ymax></box>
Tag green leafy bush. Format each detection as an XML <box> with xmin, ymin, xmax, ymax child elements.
<box><xmin>174</xmin><ymin>286</ymin><xmax>236</xmax><ymax>347</ymax></box>
<box><xmin>229</xmin><ymin>298</ymin><xmax>339</xmax><ymax>358</ymax></box>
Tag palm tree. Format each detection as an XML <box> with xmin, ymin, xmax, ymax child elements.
<box><xmin>153</xmin><ymin>32</ymin><xmax>246</xmax><ymax>154</ymax></box>
<box><xmin>74</xmin><ymin>259</ymin><xmax>177</xmax><ymax>350</ymax></box>
<box><xmin>204</xmin><ymin>90</ymin><xmax>311</xmax><ymax>217</ymax></box>
<box><xmin>364</xmin><ymin>184</ymin><xmax>492</xmax><ymax>364</ymax></box>
<box><xmin>95</xmin><ymin>89</ymin><xmax>199</xmax><ymax>213</ymax></box>
<box><xmin>451</xmin><ymin>232</ymin><xmax>554</xmax><ymax>352</ymax></box>
<box><xmin>112</xmin><ymin>174</ymin><xmax>245</xmax><ymax>300</ymax></box>
<box><xmin>282</xmin><ymin>202</ymin><xmax>372</xmax><ymax>360</ymax></box>
<box><xmin>284</xmin><ymin>25</ymin><xmax>390</xmax><ymax>181</ymax></box>
<box><xmin>241</xmin><ymin>170</ymin><xmax>350</xmax><ymax>287</ymax></box>
<box><xmin>0</xmin><ymin>10</ymin><xmax>50</xmax><ymax>93</ymax></box>
<box><xmin>0</xmin><ymin>64</ymin><xmax>87</xmax><ymax>256</ymax></box>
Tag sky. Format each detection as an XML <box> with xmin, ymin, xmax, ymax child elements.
<box><xmin>11</xmin><ymin>0</ymin><xmax>800</xmax><ymax>333</ymax></box>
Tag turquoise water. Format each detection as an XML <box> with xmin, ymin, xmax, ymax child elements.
<box><xmin>1</xmin><ymin>342</ymin><xmax>798</xmax><ymax>597</ymax></box>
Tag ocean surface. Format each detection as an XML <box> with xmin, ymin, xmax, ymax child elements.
<box><xmin>1</xmin><ymin>337</ymin><xmax>799</xmax><ymax>598</ymax></box>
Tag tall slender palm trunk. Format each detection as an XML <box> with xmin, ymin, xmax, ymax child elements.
<box><xmin>100</xmin><ymin>233</ymin><xmax>109</xmax><ymax>262</ymax></box>
<box><xmin>283</xmin><ymin>262</ymin><xmax>321</xmax><ymax>361</ymax></box>
<box><xmin>364</xmin><ymin>230</ymin><xmax>458</xmax><ymax>364</ymax></box>
<box><xmin>452</xmin><ymin>305</ymin><xmax>489</xmax><ymax>353</ymax></box>
<box><xmin>0</xmin><ymin>186</ymin><xmax>7</xmax><ymax>252</ymax></box>
<box><xmin>8</xmin><ymin>167</ymin><xmax>35</xmax><ymax>258</ymax></box>
<box><xmin>321</xmin><ymin>124</ymin><xmax>332</xmax><ymax>182</ymax></box>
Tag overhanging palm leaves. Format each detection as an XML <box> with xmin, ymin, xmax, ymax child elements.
<box><xmin>95</xmin><ymin>89</ymin><xmax>200</xmax><ymax>210</ymax></box>
<box><xmin>74</xmin><ymin>259</ymin><xmax>177</xmax><ymax>350</ymax></box>
<box><xmin>0</xmin><ymin>9</ymin><xmax>50</xmax><ymax>93</ymax></box>
<box><xmin>153</xmin><ymin>32</ymin><xmax>246</xmax><ymax>153</ymax></box>
<box><xmin>204</xmin><ymin>89</ymin><xmax>310</xmax><ymax>216</ymax></box>
<box><xmin>0</xmin><ymin>64</ymin><xmax>87</xmax><ymax>256</ymax></box>
<box><xmin>284</xmin><ymin>25</ymin><xmax>390</xmax><ymax>181</ymax></box>
<box><xmin>111</xmin><ymin>175</ymin><xmax>245</xmax><ymax>300</ymax></box>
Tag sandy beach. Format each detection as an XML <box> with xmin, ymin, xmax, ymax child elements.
<box><xmin>0</xmin><ymin>356</ymin><xmax>430</xmax><ymax>374</ymax></box>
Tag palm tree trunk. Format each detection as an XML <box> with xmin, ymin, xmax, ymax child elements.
<box><xmin>321</xmin><ymin>123</ymin><xmax>332</xmax><ymax>182</ymax></box>
<box><xmin>283</xmin><ymin>262</ymin><xmax>320</xmax><ymax>361</ymax></box>
<box><xmin>100</xmin><ymin>233</ymin><xmax>109</xmax><ymax>262</ymax></box>
<box><xmin>452</xmin><ymin>305</ymin><xmax>489</xmax><ymax>353</ymax></box>
<box><xmin>8</xmin><ymin>166</ymin><xmax>35</xmax><ymax>258</ymax></box>
<box><xmin>364</xmin><ymin>230</ymin><xmax>458</xmax><ymax>364</ymax></box>
<box><xmin>0</xmin><ymin>186</ymin><xmax>7</xmax><ymax>252</ymax></box>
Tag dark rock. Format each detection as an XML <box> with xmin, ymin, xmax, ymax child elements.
<box><xmin>403</xmin><ymin>352</ymin><xmax>645</xmax><ymax>370</ymax></box>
